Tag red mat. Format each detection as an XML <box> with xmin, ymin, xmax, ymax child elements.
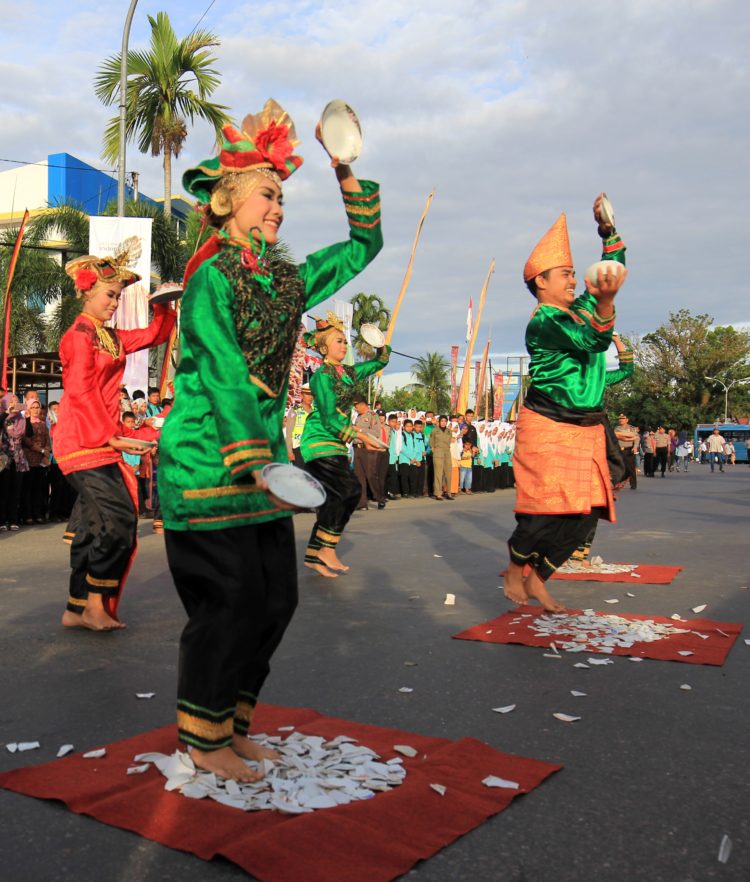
<box><xmin>0</xmin><ymin>704</ymin><xmax>561</xmax><ymax>882</ymax></box>
<box><xmin>453</xmin><ymin>606</ymin><xmax>743</xmax><ymax>665</ymax></box>
<box><xmin>551</xmin><ymin>564</ymin><xmax>683</xmax><ymax>584</ymax></box>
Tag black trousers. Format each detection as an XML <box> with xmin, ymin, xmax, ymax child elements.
<box><xmin>0</xmin><ymin>463</ymin><xmax>23</xmax><ymax>525</ymax></box>
<box><xmin>643</xmin><ymin>452</ymin><xmax>655</xmax><ymax>476</ymax></box>
<box><xmin>655</xmin><ymin>447</ymin><xmax>668</xmax><ymax>476</ymax></box>
<box><xmin>303</xmin><ymin>455</ymin><xmax>361</xmax><ymax>560</ymax></box>
<box><xmin>620</xmin><ymin>448</ymin><xmax>637</xmax><ymax>488</ymax></box>
<box><xmin>21</xmin><ymin>465</ymin><xmax>48</xmax><ymax>521</ymax></box>
<box><xmin>165</xmin><ymin>519</ymin><xmax>298</xmax><ymax>751</ymax></box>
<box><xmin>49</xmin><ymin>463</ymin><xmax>76</xmax><ymax>520</ymax></box>
<box><xmin>509</xmin><ymin>508</ymin><xmax>602</xmax><ymax>581</ymax></box>
<box><xmin>65</xmin><ymin>464</ymin><xmax>137</xmax><ymax>615</ymax></box>
<box><xmin>386</xmin><ymin>463</ymin><xmax>400</xmax><ymax>497</ymax></box>
<box><xmin>399</xmin><ymin>462</ymin><xmax>420</xmax><ymax>496</ymax></box>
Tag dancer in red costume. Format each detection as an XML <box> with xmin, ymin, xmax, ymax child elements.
<box><xmin>54</xmin><ymin>238</ymin><xmax>176</xmax><ymax>631</ymax></box>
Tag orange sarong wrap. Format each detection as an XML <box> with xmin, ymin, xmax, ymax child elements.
<box><xmin>513</xmin><ymin>407</ymin><xmax>615</xmax><ymax>522</ymax></box>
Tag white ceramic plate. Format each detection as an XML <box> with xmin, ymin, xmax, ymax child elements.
<box><xmin>362</xmin><ymin>433</ymin><xmax>388</xmax><ymax>448</ymax></box>
<box><xmin>320</xmin><ymin>100</ymin><xmax>363</xmax><ymax>164</ymax></box>
<box><xmin>584</xmin><ymin>260</ymin><xmax>625</xmax><ymax>287</ymax></box>
<box><xmin>262</xmin><ymin>463</ymin><xmax>326</xmax><ymax>509</ymax></box>
<box><xmin>150</xmin><ymin>416</ymin><xmax>165</xmax><ymax>429</ymax></box>
<box><xmin>116</xmin><ymin>436</ymin><xmax>157</xmax><ymax>449</ymax></box>
<box><xmin>598</xmin><ymin>193</ymin><xmax>615</xmax><ymax>228</ymax></box>
<box><xmin>150</xmin><ymin>283</ymin><xmax>183</xmax><ymax>305</ymax></box>
<box><xmin>359</xmin><ymin>323</ymin><xmax>385</xmax><ymax>347</ymax></box>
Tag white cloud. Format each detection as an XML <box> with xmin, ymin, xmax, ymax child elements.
<box><xmin>1</xmin><ymin>0</ymin><xmax>748</xmax><ymax>375</ymax></box>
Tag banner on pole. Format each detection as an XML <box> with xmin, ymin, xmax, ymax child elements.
<box><xmin>493</xmin><ymin>372</ymin><xmax>504</xmax><ymax>419</ymax></box>
<box><xmin>89</xmin><ymin>216</ymin><xmax>153</xmax><ymax>393</ymax></box>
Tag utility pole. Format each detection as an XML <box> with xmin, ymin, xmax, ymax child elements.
<box><xmin>117</xmin><ymin>0</ymin><xmax>140</xmax><ymax>217</ymax></box>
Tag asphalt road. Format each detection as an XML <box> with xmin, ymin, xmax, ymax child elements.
<box><xmin>1</xmin><ymin>464</ymin><xmax>748</xmax><ymax>882</ymax></box>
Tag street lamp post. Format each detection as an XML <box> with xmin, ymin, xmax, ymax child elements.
<box><xmin>117</xmin><ymin>0</ymin><xmax>140</xmax><ymax>217</ymax></box>
<box><xmin>704</xmin><ymin>375</ymin><xmax>750</xmax><ymax>424</ymax></box>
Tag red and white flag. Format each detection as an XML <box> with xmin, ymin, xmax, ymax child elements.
<box><xmin>466</xmin><ymin>297</ymin><xmax>473</xmax><ymax>342</ymax></box>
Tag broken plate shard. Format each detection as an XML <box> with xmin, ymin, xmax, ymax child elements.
<box><xmin>18</xmin><ymin>741</ymin><xmax>40</xmax><ymax>752</ymax></box>
<box><xmin>677</xmin><ymin>650</ymin><xmax>694</xmax><ymax>657</ymax></box>
<box><xmin>444</xmin><ymin>593</ymin><xmax>456</xmax><ymax>605</ymax></box>
<box><xmin>570</xmin><ymin>691</ymin><xmax>587</xmax><ymax>697</ymax></box>
<box><xmin>482</xmin><ymin>775</ymin><xmax>520</xmax><ymax>790</ymax></box>
<box><xmin>83</xmin><ymin>748</ymin><xmax>106</xmax><ymax>759</ymax></box>
<box><xmin>127</xmin><ymin>764</ymin><xmax>150</xmax><ymax>775</ymax></box>
<box><xmin>57</xmin><ymin>744</ymin><xmax>74</xmax><ymax>758</ymax></box>
<box><xmin>492</xmin><ymin>705</ymin><xmax>516</xmax><ymax>714</ymax></box>
<box><xmin>398</xmin><ymin>687</ymin><xmax>414</xmax><ymax>694</ymax></box>
<box><xmin>6</xmin><ymin>743</ymin><xmax>18</xmax><ymax>753</ymax></box>
<box><xmin>433</xmin><ymin>554</ymin><xmax>443</xmax><ymax>558</ymax></box>
<box><xmin>393</xmin><ymin>745</ymin><xmax>418</xmax><ymax>758</ymax></box>
<box><xmin>588</xmin><ymin>658</ymin><xmax>614</xmax><ymax>666</ymax></box>
<box><xmin>552</xmin><ymin>713</ymin><xmax>581</xmax><ymax>723</ymax></box>
<box><xmin>604</xmin><ymin>599</ymin><xmax>619</xmax><ymax>604</ymax></box>
<box><xmin>680</xmin><ymin>684</ymin><xmax>692</xmax><ymax>691</ymax></box>
<box><xmin>430</xmin><ymin>783</ymin><xmax>446</xmax><ymax>796</ymax></box>
<box><xmin>626</xmin><ymin>593</ymin><xmax>636</xmax><ymax>598</ymax></box>
<box><xmin>574</xmin><ymin>663</ymin><xmax>590</xmax><ymax>669</ymax></box>
<box><xmin>136</xmin><ymin>692</ymin><xmax>155</xmax><ymax>699</ymax></box>
<box><xmin>691</xmin><ymin>605</ymin><xmax>707</xmax><ymax>614</ymax></box>
<box><xmin>404</xmin><ymin>661</ymin><xmax>418</xmax><ymax>666</ymax></box>
<box><xmin>628</xmin><ymin>657</ymin><xmax>644</xmax><ymax>662</ymax></box>
<box><xmin>718</xmin><ymin>834</ymin><xmax>732</xmax><ymax>864</ymax></box>
<box><xmin>277</xmin><ymin>726</ymin><xmax>295</xmax><ymax>732</ymax></box>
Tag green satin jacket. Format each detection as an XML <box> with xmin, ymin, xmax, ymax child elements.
<box><xmin>300</xmin><ymin>349</ymin><xmax>391</xmax><ymax>461</ymax></box>
<box><xmin>159</xmin><ymin>181</ymin><xmax>382</xmax><ymax>531</ymax></box>
<box><xmin>526</xmin><ymin>233</ymin><xmax>626</xmax><ymax>411</ymax></box>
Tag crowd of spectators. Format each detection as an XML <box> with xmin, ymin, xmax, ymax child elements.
<box><xmin>0</xmin><ymin>385</ymin><xmax>171</xmax><ymax>533</ymax></box>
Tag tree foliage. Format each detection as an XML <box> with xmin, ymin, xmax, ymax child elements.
<box><xmin>605</xmin><ymin>310</ymin><xmax>750</xmax><ymax>428</ymax></box>
<box><xmin>350</xmin><ymin>292</ymin><xmax>391</xmax><ymax>360</ymax></box>
<box><xmin>95</xmin><ymin>12</ymin><xmax>230</xmax><ymax>217</ymax></box>
<box><xmin>380</xmin><ymin>385</ymin><xmax>432</xmax><ymax>413</ymax></box>
<box><xmin>411</xmin><ymin>352</ymin><xmax>450</xmax><ymax>413</ymax></box>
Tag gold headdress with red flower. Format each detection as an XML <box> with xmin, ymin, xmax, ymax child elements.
<box><xmin>304</xmin><ymin>312</ymin><xmax>346</xmax><ymax>350</ymax></box>
<box><xmin>65</xmin><ymin>236</ymin><xmax>142</xmax><ymax>296</ymax></box>
<box><xmin>183</xmin><ymin>98</ymin><xmax>303</xmax><ymax>205</ymax></box>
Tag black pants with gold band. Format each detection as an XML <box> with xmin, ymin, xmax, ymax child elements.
<box><xmin>64</xmin><ymin>465</ymin><xmax>137</xmax><ymax>614</ymax></box>
<box><xmin>508</xmin><ymin>508</ymin><xmax>602</xmax><ymax>582</ymax></box>
<box><xmin>164</xmin><ymin>518</ymin><xmax>298</xmax><ymax>751</ymax></box>
<box><xmin>303</xmin><ymin>455</ymin><xmax>361</xmax><ymax>562</ymax></box>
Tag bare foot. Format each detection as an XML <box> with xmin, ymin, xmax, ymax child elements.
<box><xmin>232</xmin><ymin>734</ymin><xmax>280</xmax><ymax>762</ymax></box>
<box><xmin>304</xmin><ymin>560</ymin><xmax>339</xmax><ymax>578</ymax></box>
<box><xmin>61</xmin><ymin>610</ymin><xmax>86</xmax><ymax>628</ymax></box>
<box><xmin>81</xmin><ymin>607</ymin><xmax>127</xmax><ymax>630</ymax></box>
<box><xmin>503</xmin><ymin>562</ymin><xmax>529</xmax><ymax>605</ymax></box>
<box><xmin>317</xmin><ymin>548</ymin><xmax>349</xmax><ymax>572</ymax></box>
<box><xmin>525</xmin><ymin>569</ymin><xmax>566</xmax><ymax>612</ymax></box>
<box><xmin>191</xmin><ymin>746</ymin><xmax>263</xmax><ymax>782</ymax></box>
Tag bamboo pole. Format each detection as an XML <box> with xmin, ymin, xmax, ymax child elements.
<box><xmin>383</xmin><ymin>190</ymin><xmax>435</xmax><ymax>348</ymax></box>
<box><xmin>456</xmin><ymin>259</ymin><xmax>495</xmax><ymax>413</ymax></box>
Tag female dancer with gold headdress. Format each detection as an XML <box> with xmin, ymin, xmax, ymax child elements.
<box><xmin>55</xmin><ymin>241</ymin><xmax>176</xmax><ymax>630</ymax></box>
<box><xmin>299</xmin><ymin>315</ymin><xmax>390</xmax><ymax>576</ymax></box>
<box><xmin>158</xmin><ymin>100</ymin><xmax>383</xmax><ymax>781</ymax></box>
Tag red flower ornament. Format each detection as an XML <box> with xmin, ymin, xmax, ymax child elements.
<box><xmin>75</xmin><ymin>269</ymin><xmax>99</xmax><ymax>291</ymax></box>
<box><xmin>255</xmin><ymin>121</ymin><xmax>294</xmax><ymax>171</ymax></box>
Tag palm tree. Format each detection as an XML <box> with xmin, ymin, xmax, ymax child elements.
<box><xmin>350</xmin><ymin>292</ymin><xmax>391</xmax><ymax>360</ymax></box>
<box><xmin>95</xmin><ymin>11</ymin><xmax>230</xmax><ymax>218</ymax></box>
<box><xmin>412</xmin><ymin>352</ymin><xmax>450</xmax><ymax>413</ymax></box>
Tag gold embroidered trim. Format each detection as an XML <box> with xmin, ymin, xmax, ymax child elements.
<box><xmin>234</xmin><ymin>700</ymin><xmax>254</xmax><ymax>725</ymax></box>
<box><xmin>224</xmin><ymin>447</ymin><xmax>272</xmax><ymax>467</ymax></box>
<box><xmin>57</xmin><ymin>446</ymin><xmax>112</xmax><ymax>463</ymax></box>
<box><xmin>344</xmin><ymin>202</ymin><xmax>381</xmax><ymax>217</ymax></box>
<box><xmin>317</xmin><ymin>528</ymin><xmax>341</xmax><ymax>544</ymax></box>
<box><xmin>249</xmin><ymin>373</ymin><xmax>281</xmax><ymax>398</ymax></box>
<box><xmin>183</xmin><ymin>484</ymin><xmax>261</xmax><ymax>500</ymax></box>
<box><xmin>67</xmin><ymin>596</ymin><xmax>87</xmax><ymax>608</ymax></box>
<box><xmin>177</xmin><ymin>710</ymin><xmax>233</xmax><ymax>742</ymax></box>
<box><xmin>187</xmin><ymin>507</ymin><xmax>281</xmax><ymax>525</ymax></box>
<box><xmin>85</xmin><ymin>574</ymin><xmax>119</xmax><ymax>588</ymax></box>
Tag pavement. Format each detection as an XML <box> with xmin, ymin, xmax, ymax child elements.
<box><xmin>1</xmin><ymin>464</ymin><xmax>748</xmax><ymax>882</ymax></box>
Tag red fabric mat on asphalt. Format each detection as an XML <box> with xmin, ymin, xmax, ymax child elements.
<box><xmin>453</xmin><ymin>606</ymin><xmax>742</xmax><ymax>665</ymax></box>
<box><xmin>0</xmin><ymin>703</ymin><xmax>561</xmax><ymax>882</ymax></box>
<box><xmin>551</xmin><ymin>564</ymin><xmax>683</xmax><ymax>583</ymax></box>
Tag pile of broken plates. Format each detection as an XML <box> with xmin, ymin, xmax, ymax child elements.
<box><xmin>557</xmin><ymin>559</ymin><xmax>637</xmax><ymax>575</ymax></box>
<box><xmin>131</xmin><ymin>731</ymin><xmax>408</xmax><ymax>814</ymax></box>
<box><xmin>525</xmin><ymin>610</ymin><xmax>690</xmax><ymax>654</ymax></box>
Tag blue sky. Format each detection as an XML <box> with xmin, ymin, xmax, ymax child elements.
<box><xmin>1</xmin><ymin>0</ymin><xmax>748</xmax><ymax>380</ymax></box>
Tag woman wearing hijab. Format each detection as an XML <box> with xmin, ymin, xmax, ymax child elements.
<box><xmin>0</xmin><ymin>394</ymin><xmax>29</xmax><ymax>530</ymax></box>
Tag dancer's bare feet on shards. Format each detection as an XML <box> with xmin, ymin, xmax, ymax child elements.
<box><xmin>192</xmin><ymin>746</ymin><xmax>263</xmax><ymax>782</ymax></box>
<box><xmin>503</xmin><ymin>562</ymin><xmax>529</xmax><ymax>605</ymax></box>
<box><xmin>318</xmin><ymin>547</ymin><xmax>349</xmax><ymax>572</ymax></box>
<box><xmin>232</xmin><ymin>734</ymin><xmax>280</xmax><ymax>763</ymax></box>
<box><xmin>304</xmin><ymin>560</ymin><xmax>339</xmax><ymax>578</ymax></box>
<box><xmin>525</xmin><ymin>568</ymin><xmax>566</xmax><ymax>612</ymax></box>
